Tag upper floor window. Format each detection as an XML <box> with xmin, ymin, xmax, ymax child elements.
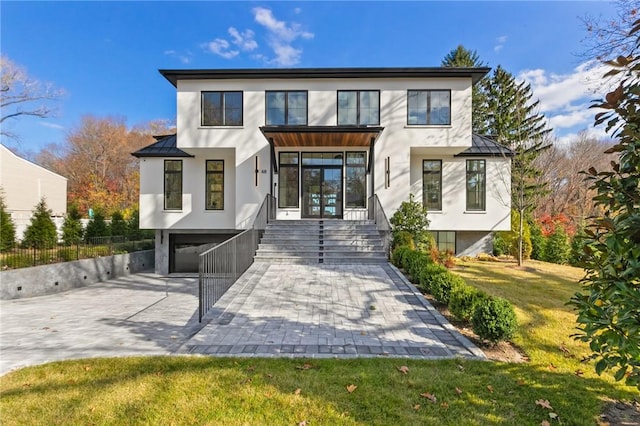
<box><xmin>407</xmin><ymin>90</ymin><xmax>451</xmax><ymax>125</ymax></box>
<box><xmin>338</xmin><ymin>91</ymin><xmax>380</xmax><ymax>125</ymax></box>
<box><xmin>202</xmin><ymin>91</ymin><xmax>243</xmax><ymax>126</ymax></box>
<box><xmin>423</xmin><ymin>160</ymin><xmax>442</xmax><ymax>211</ymax></box>
<box><xmin>164</xmin><ymin>160</ymin><xmax>182</xmax><ymax>210</ymax></box>
<box><xmin>266</xmin><ymin>91</ymin><xmax>307</xmax><ymax>125</ymax></box>
<box><xmin>466</xmin><ymin>159</ymin><xmax>486</xmax><ymax>211</ymax></box>
<box><xmin>206</xmin><ymin>160</ymin><xmax>224</xmax><ymax>210</ymax></box>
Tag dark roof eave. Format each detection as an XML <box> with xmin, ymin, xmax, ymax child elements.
<box><xmin>159</xmin><ymin>67</ymin><xmax>491</xmax><ymax>87</ymax></box>
<box><xmin>131</xmin><ymin>152</ymin><xmax>193</xmax><ymax>158</ymax></box>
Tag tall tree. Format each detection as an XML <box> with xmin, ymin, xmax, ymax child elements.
<box><xmin>0</xmin><ymin>189</ymin><xmax>16</xmax><ymax>251</ymax></box>
<box><xmin>569</xmin><ymin>18</ymin><xmax>640</xmax><ymax>389</ymax></box>
<box><xmin>0</xmin><ymin>56</ymin><xmax>63</xmax><ymax>140</ymax></box>
<box><xmin>479</xmin><ymin>66</ymin><xmax>552</xmax><ymax>265</ymax></box>
<box><xmin>37</xmin><ymin>116</ymin><xmax>166</xmax><ymax>216</ymax></box>
<box><xmin>441</xmin><ymin>45</ymin><xmax>488</xmax><ymax>133</ymax></box>
<box><xmin>22</xmin><ymin>198</ymin><xmax>57</xmax><ymax>248</ymax></box>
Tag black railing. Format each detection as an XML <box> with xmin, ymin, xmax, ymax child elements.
<box><xmin>0</xmin><ymin>236</ymin><xmax>155</xmax><ymax>270</ymax></box>
<box><xmin>198</xmin><ymin>194</ymin><xmax>276</xmax><ymax>322</ymax></box>
<box><xmin>368</xmin><ymin>194</ymin><xmax>392</xmax><ymax>259</ymax></box>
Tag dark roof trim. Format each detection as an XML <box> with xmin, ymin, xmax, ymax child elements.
<box><xmin>455</xmin><ymin>134</ymin><xmax>515</xmax><ymax>158</ymax></box>
<box><xmin>160</xmin><ymin>67</ymin><xmax>491</xmax><ymax>87</ymax></box>
<box><xmin>260</xmin><ymin>125</ymin><xmax>384</xmax><ymax>134</ymax></box>
<box><xmin>131</xmin><ymin>134</ymin><xmax>194</xmax><ymax>158</ymax></box>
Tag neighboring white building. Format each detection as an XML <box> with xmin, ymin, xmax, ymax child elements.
<box><xmin>0</xmin><ymin>144</ymin><xmax>67</xmax><ymax>239</ymax></box>
<box><xmin>134</xmin><ymin>67</ymin><xmax>512</xmax><ymax>274</ymax></box>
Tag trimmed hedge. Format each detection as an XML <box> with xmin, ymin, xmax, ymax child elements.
<box><xmin>416</xmin><ymin>263</ymin><xmax>448</xmax><ymax>293</ymax></box>
<box><xmin>471</xmin><ymin>296</ymin><xmax>517</xmax><ymax>344</ymax></box>
<box><xmin>391</xmin><ymin>245</ymin><xmax>413</xmax><ymax>267</ymax></box>
<box><xmin>449</xmin><ymin>285</ymin><xmax>487</xmax><ymax>322</ymax></box>
<box><xmin>430</xmin><ymin>271</ymin><xmax>466</xmax><ymax>305</ymax></box>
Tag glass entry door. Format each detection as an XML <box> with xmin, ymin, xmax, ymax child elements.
<box><xmin>302</xmin><ymin>166</ymin><xmax>343</xmax><ymax>219</ymax></box>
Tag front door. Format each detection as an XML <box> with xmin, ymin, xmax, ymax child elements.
<box><xmin>301</xmin><ymin>153</ymin><xmax>343</xmax><ymax>219</ymax></box>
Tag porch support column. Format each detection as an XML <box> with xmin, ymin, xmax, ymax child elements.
<box><xmin>269</xmin><ymin>137</ymin><xmax>277</xmax><ymax>197</ymax></box>
<box><xmin>368</xmin><ymin>136</ymin><xmax>375</xmax><ymax>197</ymax></box>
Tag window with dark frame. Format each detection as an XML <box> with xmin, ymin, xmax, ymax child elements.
<box><xmin>337</xmin><ymin>91</ymin><xmax>380</xmax><ymax>125</ymax></box>
<box><xmin>346</xmin><ymin>152</ymin><xmax>367</xmax><ymax>208</ymax></box>
<box><xmin>466</xmin><ymin>159</ymin><xmax>486</xmax><ymax>211</ymax></box>
<box><xmin>202</xmin><ymin>91</ymin><xmax>243</xmax><ymax>126</ymax></box>
<box><xmin>164</xmin><ymin>160</ymin><xmax>182</xmax><ymax>210</ymax></box>
<box><xmin>407</xmin><ymin>90</ymin><xmax>451</xmax><ymax>125</ymax></box>
<box><xmin>205</xmin><ymin>160</ymin><xmax>224</xmax><ymax>210</ymax></box>
<box><xmin>266</xmin><ymin>91</ymin><xmax>307</xmax><ymax>125</ymax></box>
<box><xmin>278</xmin><ymin>152</ymin><xmax>299</xmax><ymax>208</ymax></box>
<box><xmin>422</xmin><ymin>160</ymin><xmax>442</xmax><ymax>211</ymax></box>
<box><xmin>433</xmin><ymin>231</ymin><xmax>456</xmax><ymax>253</ymax></box>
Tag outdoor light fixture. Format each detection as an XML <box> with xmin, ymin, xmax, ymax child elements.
<box><xmin>255</xmin><ymin>155</ymin><xmax>259</xmax><ymax>187</ymax></box>
<box><xmin>385</xmin><ymin>156</ymin><xmax>391</xmax><ymax>188</ymax></box>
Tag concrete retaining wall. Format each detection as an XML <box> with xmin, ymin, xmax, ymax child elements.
<box><xmin>0</xmin><ymin>250</ymin><xmax>154</xmax><ymax>300</ymax></box>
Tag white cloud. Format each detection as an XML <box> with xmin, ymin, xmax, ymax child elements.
<box><xmin>494</xmin><ymin>35</ymin><xmax>507</xmax><ymax>52</ymax></box>
<box><xmin>252</xmin><ymin>6</ymin><xmax>314</xmax><ymax>66</ymax></box>
<box><xmin>228</xmin><ymin>27</ymin><xmax>258</xmax><ymax>51</ymax></box>
<box><xmin>39</xmin><ymin>122</ymin><xmax>64</xmax><ymax>130</ymax></box>
<box><xmin>517</xmin><ymin>61</ymin><xmax>618</xmax><ymax>143</ymax></box>
<box><xmin>164</xmin><ymin>49</ymin><xmax>192</xmax><ymax>64</ymax></box>
<box><xmin>202</xmin><ymin>38</ymin><xmax>239</xmax><ymax>59</ymax></box>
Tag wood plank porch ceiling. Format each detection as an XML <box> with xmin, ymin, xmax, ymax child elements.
<box><xmin>260</xmin><ymin>126</ymin><xmax>384</xmax><ymax>147</ymax></box>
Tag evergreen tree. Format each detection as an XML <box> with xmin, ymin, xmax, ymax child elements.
<box><xmin>542</xmin><ymin>225</ymin><xmax>570</xmax><ymax>264</ymax></box>
<box><xmin>61</xmin><ymin>205</ymin><xmax>83</xmax><ymax>245</ymax></box>
<box><xmin>84</xmin><ymin>211</ymin><xmax>110</xmax><ymax>241</ymax></box>
<box><xmin>529</xmin><ymin>219</ymin><xmax>546</xmax><ymax>261</ymax></box>
<box><xmin>479</xmin><ymin>66</ymin><xmax>552</xmax><ymax>265</ymax></box>
<box><xmin>441</xmin><ymin>45</ymin><xmax>488</xmax><ymax>133</ymax></box>
<box><xmin>110</xmin><ymin>211</ymin><xmax>127</xmax><ymax>237</ymax></box>
<box><xmin>22</xmin><ymin>198</ymin><xmax>58</xmax><ymax>248</ymax></box>
<box><xmin>0</xmin><ymin>190</ymin><xmax>16</xmax><ymax>252</ymax></box>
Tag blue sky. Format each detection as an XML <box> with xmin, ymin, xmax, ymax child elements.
<box><xmin>1</xmin><ymin>1</ymin><xmax>618</xmax><ymax>155</ymax></box>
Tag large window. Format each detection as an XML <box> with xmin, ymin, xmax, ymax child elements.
<box><xmin>433</xmin><ymin>231</ymin><xmax>456</xmax><ymax>253</ymax></box>
<box><xmin>422</xmin><ymin>160</ymin><xmax>442</xmax><ymax>211</ymax></box>
<box><xmin>206</xmin><ymin>160</ymin><xmax>224</xmax><ymax>210</ymax></box>
<box><xmin>407</xmin><ymin>90</ymin><xmax>451</xmax><ymax>125</ymax></box>
<box><xmin>279</xmin><ymin>153</ymin><xmax>299</xmax><ymax>208</ymax></box>
<box><xmin>466</xmin><ymin>159</ymin><xmax>486</xmax><ymax>211</ymax></box>
<box><xmin>338</xmin><ymin>91</ymin><xmax>380</xmax><ymax>125</ymax></box>
<box><xmin>266</xmin><ymin>91</ymin><xmax>307</xmax><ymax>125</ymax></box>
<box><xmin>164</xmin><ymin>160</ymin><xmax>182</xmax><ymax>210</ymax></box>
<box><xmin>202</xmin><ymin>91</ymin><xmax>243</xmax><ymax>126</ymax></box>
<box><xmin>346</xmin><ymin>152</ymin><xmax>367</xmax><ymax>208</ymax></box>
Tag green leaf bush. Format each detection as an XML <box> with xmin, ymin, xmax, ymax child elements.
<box><xmin>416</xmin><ymin>263</ymin><xmax>448</xmax><ymax>293</ymax></box>
<box><xmin>430</xmin><ymin>272</ymin><xmax>466</xmax><ymax>305</ymax></box>
<box><xmin>472</xmin><ymin>297</ymin><xmax>517</xmax><ymax>344</ymax></box>
<box><xmin>449</xmin><ymin>285</ymin><xmax>487</xmax><ymax>322</ymax></box>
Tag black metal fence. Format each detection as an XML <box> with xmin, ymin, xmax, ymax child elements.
<box><xmin>0</xmin><ymin>236</ymin><xmax>155</xmax><ymax>270</ymax></box>
<box><xmin>198</xmin><ymin>194</ymin><xmax>276</xmax><ymax>322</ymax></box>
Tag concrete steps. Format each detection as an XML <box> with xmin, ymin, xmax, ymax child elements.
<box><xmin>254</xmin><ymin>220</ymin><xmax>388</xmax><ymax>264</ymax></box>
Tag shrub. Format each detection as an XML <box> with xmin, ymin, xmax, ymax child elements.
<box><xmin>84</xmin><ymin>212</ymin><xmax>110</xmax><ymax>240</ymax></box>
<box><xmin>449</xmin><ymin>285</ymin><xmax>487</xmax><ymax>322</ymax></box>
<box><xmin>494</xmin><ymin>210</ymin><xmax>532</xmax><ymax>260</ymax></box>
<box><xmin>430</xmin><ymin>272</ymin><xmax>466</xmax><ymax>305</ymax></box>
<box><xmin>416</xmin><ymin>263</ymin><xmax>448</xmax><ymax>293</ymax></box>
<box><xmin>0</xmin><ymin>191</ymin><xmax>16</xmax><ymax>252</ymax></box>
<box><xmin>389</xmin><ymin>194</ymin><xmax>430</xmax><ymax>244</ymax></box>
<box><xmin>529</xmin><ymin>220</ymin><xmax>546</xmax><ymax>260</ymax></box>
<box><xmin>58</xmin><ymin>247</ymin><xmax>78</xmax><ymax>262</ymax></box>
<box><xmin>568</xmin><ymin>227</ymin><xmax>587</xmax><ymax>267</ymax></box>
<box><xmin>110</xmin><ymin>211</ymin><xmax>127</xmax><ymax>237</ymax></box>
<box><xmin>492</xmin><ymin>233</ymin><xmax>507</xmax><ymax>256</ymax></box>
<box><xmin>542</xmin><ymin>225</ymin><xmax>570</xmax><ymax>264</ymax></box>
<box><xmin>405</xmin><ymin>250</ymin><xmax>432</xmax><ymax>278</ymax></box>
<box><xmin>22</xmin><ymin>198</ymin><xmax>58</xmax><ymax>249</ymax></box>
<box><xmin>0</xmin><ymin>252</ymin><xmax>33</xmax><ymax>269</ymax></box>
<box><xmin>62</xmin><ymin>206</ymin><xmax>83</xmax><ymax>245</ymax></box>
<box><xmin>472</xmin><ymin>297</ymin><xmax>517</xmax><ymax>344</ymax></box>
<box><xmin>392</xmin><ymin>231</ymin><xmax>415</xmax><ymax>250</ymax></box>
<box><xmin>391</xmin><ymin>245</ymin><xmax>413</xmax><ymax>268</ymax></box>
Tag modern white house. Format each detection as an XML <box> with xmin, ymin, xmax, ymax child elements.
<box><xmin>134</xmin><ymin>67</ymin><xmax>512</xmax><ymax>274</ymax></box>
<box><xmin>0</xmin><ymin>144</ymin><xmax>67</xmax><ymax>240</ymax></box>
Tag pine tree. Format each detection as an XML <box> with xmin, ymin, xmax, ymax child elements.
<box><xmin>84</xmin><ymin>211</ymin><xmax>110</xmax><ymax>241</ymax></box>
<box><xmin>22</xmin><ymin>198</ymin><xmax>58</xmax><ymax>249</ymax></box>
<box><xmin>441</xmin><ymin>45</ymin><xmax>488</xmax><ymax>133</ymax></box>
<box><xmin>479</xmin><ymin>66</ymin><xmax>552</xmax><ymax>265</ymax></box>
<box><xmin>0</xmin><ymin>190</ymin><xmax>16</xmax><ymax>252</ymax></box>
<box><xmin>110</xmin><ymin>211</ymin><xmax>127</xmax><ymax>237</ymax></box>
<box><xmin>61</xmin><ymin>205</ymin><xmax>83</xmax><ymax>245</ymax></box>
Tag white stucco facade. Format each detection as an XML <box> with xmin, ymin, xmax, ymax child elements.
<box><xmin>136</xmin><ymin>68</ymin><xmax>511</xmax><ymax>273</ymax></box>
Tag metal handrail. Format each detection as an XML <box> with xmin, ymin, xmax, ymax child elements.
<box><xmin>368</xmin><ymin>194</ymin><xmax>392</xmax><ymax>259</ymax></box>
<box><xmin>198</xmin><ymin>194</ymin><xmax>276</xmax><ymax>321</ymax></box>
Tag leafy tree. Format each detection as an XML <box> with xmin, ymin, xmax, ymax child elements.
<box><xmin>22</xmin><ymin>198</ymin><xmax>57</xmax><ymax>248</ymax></box>
<box><xmin>61</xmin><ymin>205</ymin><xmax>83</xmax><ymax>245</ymax></box>
<box><xmin>84</xmin><ymin>211</ymin><xmax>110</xmax><ymax>241</ymax></box>
<box><xmin>441</xmin><ymin>45</ymin><xmax>488</xmax><ymax>133</ymax></box>
<box><xmin>542</xmin><ymin>225</ymin><xmax>570</xmax><ymax>265</ymax></box>
<box><xmin>0</xmin><ymin>190</ymin><xmax>16</xmax><ymax>251</ymax></box>
<box><xmin>569</xmin><ymin>19</ymin><xmax>640</xmax><ymax>389</ymax></box>
<box><xmin>0</xmin><ymin>56</ymin><xmax>63</xmax><ymax>140</ymax></box>
<box><xmin>479</xmin><ymin>66</ymin><xmax>551</xmax><ymax>265</ymax></box>
<box><xmin>389</xmin><ymin>194</ymin><xmax>430</xmax><ymax>246</ymax></box>
<box><xmin>494</xmin><ymin>210</ymin><xmax>532</xmax><ymax>260</ymax></box>
<box><xmin>110</xmin><ymin>211</ymin><xmax>127</xmax><ymax>237</ymax></box>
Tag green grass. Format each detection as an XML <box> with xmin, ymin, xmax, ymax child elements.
<box><xmin>1</xmin><ymin>260</ymin><xmax>638</xmax><ymax>425</ymax></box>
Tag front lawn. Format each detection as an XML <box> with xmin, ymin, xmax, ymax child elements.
<box><xmin>1</xmin><ymin>260</ymin><xmax>637</xmax><ymax>425</ymax></box>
